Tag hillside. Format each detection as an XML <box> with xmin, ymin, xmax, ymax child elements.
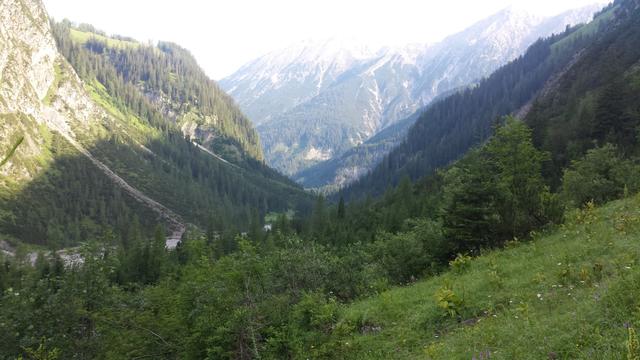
<box><xmin>342</xmin><ymin>0</ymin><xmax>639</xmax><ymax>200</ymax></box>
<box><xmin>305</xmin><ymin>194</ymin><xmax>640</xmax><ymax>358</ymax></box>
<box><xmin>294</xmin><ymin>87</ymin><xmax>464</xmax><ymax>190</ymax></box>
<box><xmin>294</xmin><ymin>106</ymin><xmax>423</xmax><ymax>190</ymax></box>
<box><xmin>55</xmin><ymin>22</ymin><xmax>264</xmax><ymax>163</ymax></box>
<box><xmin>0</xmin><ymin>0</ymin><xmax>310</xmax><ymax>249</ymax></box>
<box><xmin>222</xmin><ymin>5</ymin><xmax>600</xmax><ymax>177</ymax></box>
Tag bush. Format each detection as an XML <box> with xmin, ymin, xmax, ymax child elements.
<box><xmin>371</xmin><ymin>219</ymin><xmax>445</xmax><ymax>284</ymax></box>
<box><xmin>562</xmin><ymin>144</ymin><xmax>640</xmax><ymax>206</ymax></box>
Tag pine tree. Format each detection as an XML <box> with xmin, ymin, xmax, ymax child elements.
<box><xmin>337</xmin><ymin>196</ymin><xmax>346</xmax><ymax>220</ymax></box>
<box><xmin>443</xmin><ymin>152</ymin><xmax>500</xmax><ymax>253</ymax></box>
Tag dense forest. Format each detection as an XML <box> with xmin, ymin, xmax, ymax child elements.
<box><xmin>1</xmin><ymin>0</ymin><xmax>640</xmax><ymax>358</ymax></box>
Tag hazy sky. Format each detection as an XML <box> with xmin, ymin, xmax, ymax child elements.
<box><xmin>43</xmin><ymin>0</ymin><xmax>607</xmax><ymax>80</ymax></box>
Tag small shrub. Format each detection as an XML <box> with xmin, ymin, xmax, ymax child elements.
<box><xmin>516</xmin><ymin>302</ymin><xmax>530</xmax><ymax>321</ymax></box>
<box><xmin>449</xmin><ymin>253</ymin><xmax>472</xmax><ymax>273</ymax></box>
<box><xmin>435</xmin><ymin>284</ymin><xmax>463</xmax><ymax>318</ymax></box>
<box><xmin>533</xmin><ymin>272</ymin><xmax>546</xmax><ymax>284</ymax></box>
<box><xmin>424</xmin><ymin>342</ymin><xmax>442</xmax><ymax>359</ymax></box>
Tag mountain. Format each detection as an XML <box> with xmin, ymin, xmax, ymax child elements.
<box><xmin>293</xmin><ymin>103</ymin><xmax>424</xmax><ymax>191</ymax></box>
<box><xmin>293</xmin><ymin>88</ymin><xmax>458</xmax><ymax>191</ymax></box>
<box><xmin>342</xmin><ymin>0</ymin><xmax>639</xmax><ymax>200</ymax></box>
<box><xmin>221</xmin><ymin>5</ymin><xmax>602</xmax><ymax>178</ymax></box>
<box><xmin>220</xmin><ymin>37</ymin><xmax>379</xmax><ymax>126</ymax></box>
<box><xmin>0</xmin><ymin>0</ymin><xmax>310</xmax><ymax>249</ymax></box>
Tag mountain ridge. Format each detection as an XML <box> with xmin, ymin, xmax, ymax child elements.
<box><xmin>222</xmin><ymin>4</ymin><xmax>603</xmax><ymax>178</ymax></box>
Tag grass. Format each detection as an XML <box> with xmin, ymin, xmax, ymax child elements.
<box><xmin>322</xmin><ymin>195</ymin><xmax>640</xmax><ymax>359</ymax></box>
<box><xmin>69</xmin><ymin>28</ymin><xmax>140</xmax><ymax>49</ymax></box>
<box><xmin>551</xmin><ymin>4</ymin><xmax>618</xmax><ymax>53</ymax></box>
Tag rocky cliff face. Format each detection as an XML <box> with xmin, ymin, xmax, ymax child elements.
<box><xmin>0</xmin><ymin>0</ymin><xmax>59</xmax><ymax>180</ymax></box>
<box><xmin>0</xmin><ymin>0</ymin><xmax>56</xmax><ymax>112</ymax></box>
<box><xmin>0</xmin><ymin>0</ymin><xmax>112</xmax><ymax>182</ymax></box>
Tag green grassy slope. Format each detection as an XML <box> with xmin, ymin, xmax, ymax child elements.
<box><xmin>69</xmin><ymin>28</ymin><xmax>139</xmax><ymax>49</ymax></box>
<box><xmin>320</xmin><ymin>195</ymin><xmax>640</xmax><ymax>359</ymax></box>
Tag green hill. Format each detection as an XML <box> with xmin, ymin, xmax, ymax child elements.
<box><xmin>313</xmin><ymin>195</ymin><xmax>640</xmax><ymax>358</ymax></box>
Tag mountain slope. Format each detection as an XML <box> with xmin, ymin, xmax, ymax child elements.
<box><xmin>294</xmin><ymin>104</ymin><xmax>424</xmax><ymax>190</ymax></box>
<box><xmin>294</xmin><ymin>88</ymin><xmax>461</xmax><ymax>190</ymax></box>
<box><xmin>222</xmin><ymin>5</ymin><xmax>601</xmax><ymax>177</ymax></box>
<box><xmin>313</xmin><ymin>194</ymin><xmax>640</xmax><ymax>358</ymax></box>
<box><xmin>0</xmin><ymin>0</ymin><xmax>310</xmax><ymax>248</ymax></box>
<box><xmin>57</xmin><ymin>23</ymin><xmax>264</xmax><ymax>162</ymax></box>
<box><xmin>220</xmin><ymin>38</ymin><xmax>379</xmax><ymax>126</ymax></box>
<box><xmin>341</xmin><ymin>1</ymin><xmax>631</xmax><ymax>200</ymax></box>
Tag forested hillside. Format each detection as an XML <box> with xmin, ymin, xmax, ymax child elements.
<box><xmin>294</xmin><ymin>96</ymin><xmax>442</xmax><ymax>191</ymax></box>
<box><xmin>53</xmin><ymin>21</ymin><xmax>264</xmax><ymax>162</ymax></box>
<box><xmin>0</xmin><ymin>0</ymin><xmax>311</xmax><ymax>250</ymax></box>
<box><xmin>342</xmin><ymin>1</ymin><xmax>635</xmax><ymax>200</ymax></box>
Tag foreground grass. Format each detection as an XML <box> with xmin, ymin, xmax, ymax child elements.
<box><xmin>327</xmin><ymin>195</ymin><xmax>640</xmax><ymax>359</ymax></box>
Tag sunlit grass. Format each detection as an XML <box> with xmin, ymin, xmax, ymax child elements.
<box><xmin>69</xmin><ymin>28</ymin><xmax>139</xmax><ymax>49</ymax></box>
<box><xmin>329</xmin><ymin>194</ymin><xmax>640</xmax><ymax>359</ymax></box>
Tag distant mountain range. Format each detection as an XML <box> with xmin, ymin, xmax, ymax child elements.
<box><xmin>221</xmin><ymin>4</ymin><xmax>603</xmax><ymax>188</ymax></box>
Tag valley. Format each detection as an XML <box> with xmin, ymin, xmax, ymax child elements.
<box><xmin>1</xmin><ymin>0</ymin><xmax>640</xmax><ymax>358</ymax></box>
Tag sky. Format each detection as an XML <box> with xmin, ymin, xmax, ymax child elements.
<box><xmin>43</xmin><ymin>0</ymin><xmax>608</xmax><ymax>80</ymax></box>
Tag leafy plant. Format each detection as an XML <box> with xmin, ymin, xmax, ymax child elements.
<box><xmin>449</xmin><ymin>253</ymin><xmax>472</xmax><ymax>273</ymax></box>
<box><xmin>435</xmin><ymin>284</ymin><xmax>463</xmax><ymax>318</ymax></box>
<box><xmin>628</xmin><ymin>326</ymin><xmax>640</xmax><ymax>360</ymax></box>
<box><xmin>20</xmin><ymin>338</ymin><xmax>60</xmax><ymax>360</ymax></box>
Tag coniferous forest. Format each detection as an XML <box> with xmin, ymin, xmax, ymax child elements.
<box><xmin>1</xmin><ymin>0</ymin><xmax>640</xmax><ymax>359</ymax></box>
